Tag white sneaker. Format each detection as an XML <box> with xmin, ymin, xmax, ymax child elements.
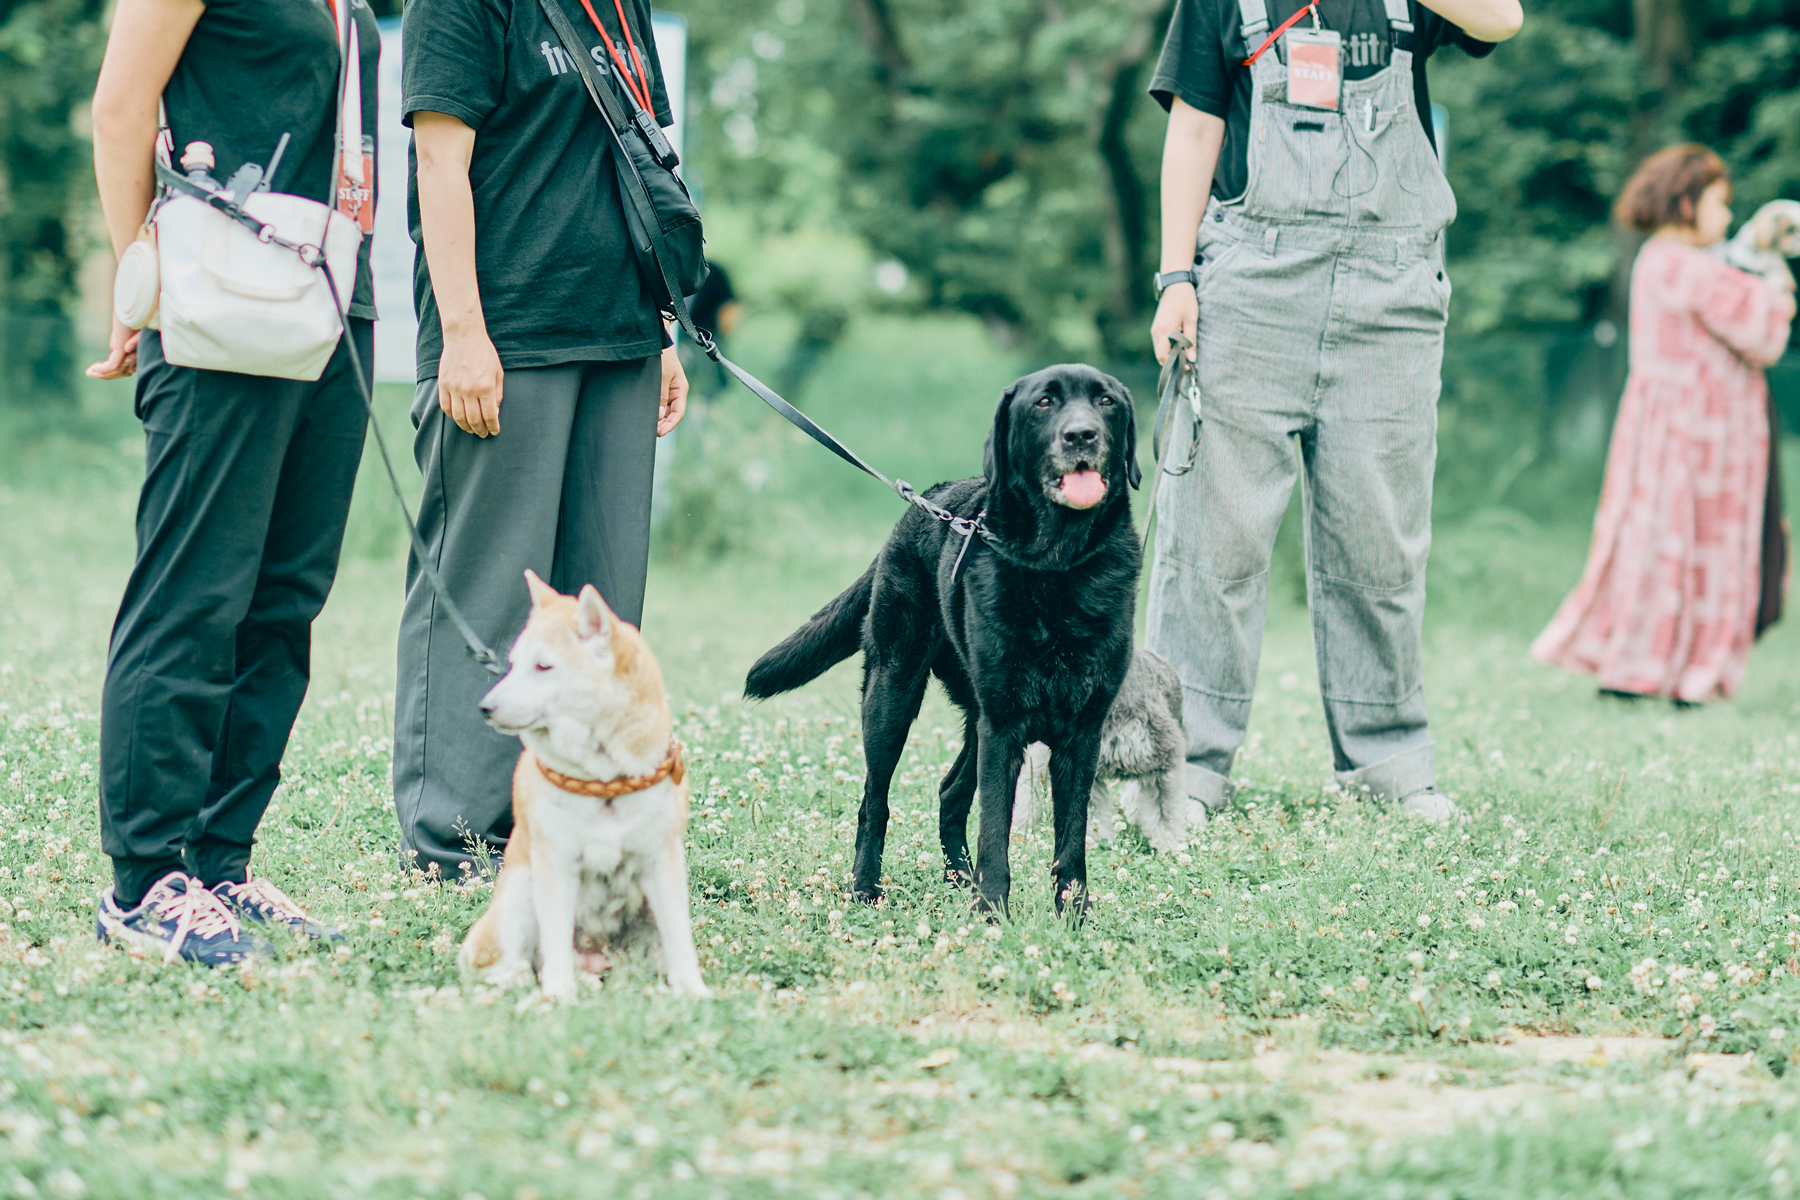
<box><xmin>1399</xmin><ymin>787</ymin><xmax>1459</xmax><ymax>825</ymax></box>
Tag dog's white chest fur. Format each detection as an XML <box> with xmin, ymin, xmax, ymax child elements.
<box><xmin>529</xmin><ymin>775</ymin><xmax>677</xmax><ymax>932</ymax></box>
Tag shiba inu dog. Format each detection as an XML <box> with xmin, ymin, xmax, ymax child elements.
<box><xmin>460</xmin><ymin>571</ymin><xmax>709</xmax><ymax>999</ymax></box>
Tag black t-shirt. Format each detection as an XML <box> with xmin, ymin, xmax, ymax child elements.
<box><xmin>164</xmin><ymin>0</ymin><xmax>380</xmax><ymax>318</ymax></box>
<box><xmin>1148</xmin><ymin>0</ymin><xmax>1495</xmax><ymax>203</ymax></box>
<box><xmin>402</xmin><ymin>0</ymin><xmax>673</xmax><ymax>381</ymax></box>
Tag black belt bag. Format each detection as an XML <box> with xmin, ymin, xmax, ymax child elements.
<box><xmin>541</xmin><ymin>0</ymin><xmax>708</xmax><ymax>308</ymax></box>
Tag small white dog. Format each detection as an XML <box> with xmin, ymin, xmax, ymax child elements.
<box><xmin>1013</xmin><ymin>648</ymin><xmax>1203</xmax><ymax>852</ymax></box>
<box><xmin>1719</xmin><ymin>198</ymin><xmax>1800</xmax><ymax>292</ymax></box>
<box><xmin>460</xmin><ymin>571</ymin><xmax>709</xmax><ymax>999</ymax></box>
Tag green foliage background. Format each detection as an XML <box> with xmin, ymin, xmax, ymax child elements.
<box><xmin>3</xmin><ymin>0</ymin><xmax>1796</xmax><ymax>511</ymax></box>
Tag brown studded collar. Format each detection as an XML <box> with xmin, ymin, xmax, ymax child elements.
<box><xmin>535</xmin><ymin>738</ymin><xmax>685</xmax><ymax>801</ymax></box>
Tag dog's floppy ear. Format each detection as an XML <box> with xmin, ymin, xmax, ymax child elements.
<box><xmin>1110</xmin><ymin>373</ymin><xmax>1141</xmax><ymax>490</ymax></box>
<box><xmin>575</xmin><ymin>584</ymin><xmax>615</xmax><ymax>642</ymax></box>
<box><xmin>524</xmin><ymin>569</ymin><xmax>559</xmax><ymax>608</ymax></box>
<box><xmin>983</xmin><ymin>379</ymin><xmax>1025</xmax><ymax>490</ymax></box>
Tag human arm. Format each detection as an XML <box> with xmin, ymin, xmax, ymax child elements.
<box><xmin>1149</xmin><ymin>97</ymin><xmax>1225</xmax><ymax>365</ymax></box>
<box><xmin>1696</xmin><ymin>258</ymin><xmax>1797</xmax><ymax>369</ymax></box>
<box><xmin>414</xmin><ymin>110</ymin><xmax>504</xmax><ymax>438</ymax></box>
<box><xmin>658</xmin><ymin>340</ymin><xmax>686</xmax><ymax>436</ymax></box>
<box><xmin>85</xmin><ymin>0</ymin><xmax>204</xmax><ymax>380</ymax></box>
<box><xmin>1417</xmin><ymin>0</ymin><xmax>1523</xmax><ymax>43</ymax></box>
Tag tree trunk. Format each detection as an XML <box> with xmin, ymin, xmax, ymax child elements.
<box><xmin>1093</xmin><ymin>1</ymin><xmax>1169</xmax><ymax>363</ymax></box>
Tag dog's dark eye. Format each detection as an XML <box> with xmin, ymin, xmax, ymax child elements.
<box><xmin>1097</xmin><ymin>395</ymin><xmax>1115</xmax><ymax>406</ymax></box>
<box><xmin>534</xmin><ymin>662</ymin><xmax>554</xmax><ymax>673</ymax></box>
<box><xmin>1034</xmin><ymin>396</ymin><xmax>1053</xmax><ymax>408</ymax></box>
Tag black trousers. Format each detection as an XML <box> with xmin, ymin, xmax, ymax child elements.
<box><xmin>99</xmin><ymin>323</ymin><xmax>372</xmax><ymax>904</ymax></box>
<box><xmin>392</xmin><ymin>357</ymin><xmax>660</xmax><ymax>879</ymax></box>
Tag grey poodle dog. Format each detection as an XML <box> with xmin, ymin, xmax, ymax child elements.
<box><xmin>1012</xmin><ymin>648</ymin><xmax>1201</xmax><ymax>852</ymax></box>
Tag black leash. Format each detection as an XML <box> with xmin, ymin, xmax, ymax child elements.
<box><xmin>1140</xmin><ymin>332</ymin><xmax>1204</xmax><ymax>555</ymax></box>
<box><xmin>153</xmin><ymin>161</ymin><xmax>509</xmax><ymax>677</ymax></box>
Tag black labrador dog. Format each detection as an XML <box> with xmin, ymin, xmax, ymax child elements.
<box><xmin>745</xmin><ymin>364</ymin><xmax>1141</xmax><ymax>916</ymax></box>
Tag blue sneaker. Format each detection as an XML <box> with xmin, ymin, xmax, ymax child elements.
<box><xmin>212</xmin><ymin>870</ymin><xmax>343</xmax><ymax>942</ymax></box>
<box><xmin>95</xmin><ymin>871</ymin><xmax>267</xmax><ymax>966</ymax></box>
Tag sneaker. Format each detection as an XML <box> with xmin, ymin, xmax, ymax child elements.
<box><xmin>95</xmin><ymin>871</ymin><xmax>268</xmax><ymax>966</ymax></box>
<box><xmin>1399</xmin><ymin>787</ymin><xmax>1460</xmax><ymax>825</ymax></box>
<box><xmin>212</xmin><ymin>870</ymin><xmax>342</xmax><ymax>942</ymax></box>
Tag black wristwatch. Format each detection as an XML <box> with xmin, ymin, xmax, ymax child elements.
<box><xmin>1153</xmin><ymin>268</ymin><xmax>1198</xmax><ymax>298</ymax></box>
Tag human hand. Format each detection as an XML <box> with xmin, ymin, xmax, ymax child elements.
<box><xmin>86</xmin><ymin>316</ymin><xmax>140</xmax><ymax>380</ymax></box>
<box><xmin>657</xmin><ymin>344</ymin><xmax>687</xmax><ymax>437</ymax></box>
<box><xmin>439</xmin><ymin>326</ymin><xmax>504</xmax><ymax>437</ymax></box>
<box><xmin>1151</xmin><ymin>283</ymin><xmax>1198</xmax><ymax>365</ymax></box>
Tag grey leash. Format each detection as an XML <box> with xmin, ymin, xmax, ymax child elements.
<box><xmin>152</xmin><ymin>161</ymin><xmax>509</xmax><ymax>678</ymax></box>
<box><xmin>1139</xmin><ymin>331</ymin><xmax>1204</xmax><ymax>555</ymax></box>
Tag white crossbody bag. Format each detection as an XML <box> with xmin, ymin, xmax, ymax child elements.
<box><xmin>113</xmin><ymin>1</ymin><xmax>367</xmax><ymax>382</ymax></box>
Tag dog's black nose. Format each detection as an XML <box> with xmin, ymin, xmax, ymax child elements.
<box><xmin>1061</xmin><ymin>423</ymin><xmax>1100</xmax><ymax>448</ymax></box>
<box><xmin>479</xmin><ymin>700</ymin><xmax>496</xmax><ymax>717</ymax></box>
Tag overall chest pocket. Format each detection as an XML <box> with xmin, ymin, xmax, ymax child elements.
<box><xmin>1245</xmin><ymin>89</ymin><xmax>1354</xmax><ymax>221</ymax></box>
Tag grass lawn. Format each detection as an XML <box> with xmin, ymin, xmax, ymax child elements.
<box><xmin>4</xmin><ymin>314</ymin><xmax>1800</xmax><ymax>1198</ymax></box>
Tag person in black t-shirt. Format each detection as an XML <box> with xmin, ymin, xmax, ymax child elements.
<box><xmin>86</xmin><ymin>0</ymin><xmax>380</xmax><ymax>964</ymax></box>
<box><xmin>1142</xmin><ymin>0</ymin><xmax>1521</xmax><ymax>827</ymax></box>
<box><xmin>394</xmin><ymin>0</ymin><xmax>690</xmax><ymax>879</ymax></box>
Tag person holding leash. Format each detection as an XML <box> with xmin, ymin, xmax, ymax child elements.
<box><xmin>1144</xmin><ymin>0</ymin><xmax>1522</xmax><ymax>823</ymax></box>
<box><xmin>86</xmin><ymin>0</ymin><xmax>379</xmax><ymax>962</ymax></box>
<box><xmin>394</xmin><ymin>0</ymin><xmax>688</xmax><ymax>878</ymax></box>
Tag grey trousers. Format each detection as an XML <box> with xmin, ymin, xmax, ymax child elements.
<box><xmin>1144</xmin><ymin>215</ymin><xmax>1447</xmax><ymax>807</ymax></box>
<box><xmin>393</xmin><ymin>356</ymin><xmax>660</xmax><ymax>877</ymax></box>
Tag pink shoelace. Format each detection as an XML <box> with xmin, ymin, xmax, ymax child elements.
<box><xmin>141</xmin><ymin>876</ymin><xmax>243</xmax><ymax>963</ymax></box>
<box><xmin>224</xmin><ymin>874</ymin><xmax>312</xmax><ymax>923</ymax></box>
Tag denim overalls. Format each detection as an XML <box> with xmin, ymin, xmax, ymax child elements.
<box><xmin>1145</xmin><ymin>0</ymin><xmax>1456</xmax><ymax>808</ymax></box>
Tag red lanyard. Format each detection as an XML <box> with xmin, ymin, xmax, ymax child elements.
<box><xmin>1245</xmin><ymin>3</ymin><xmax>1318</xmax><ymax>65</ymax></box>
<box><xmin>576</xmin><ymin>0</ymin><xmax>653</xmax><ymax>113</ymax></box>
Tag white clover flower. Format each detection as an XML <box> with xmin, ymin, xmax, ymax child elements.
<box><xmin>1468</xmin><ymin>915</ymin><xmax>1487</xmax><ymax>930</ymax></box>
<box><xmin>1408</xmin><ymin>951</ymin><xmax>1426</xmax><ymax>968</ymax></box>
<box><xmin>1351</xmin><ymin>975</ymin><xmax>1369</xmax><ymax>992</ymax></box>
<box><xmin>1485</xmin><ymin>971</ymin><xmax>1503</xmax><ymax>988</ymax></box>
<box><xmin>1773</xmin><ymin>1028</ymin><xmax>1786</xmax><ymax>1042</ymax></box>
<box><xmin>916</xmin><ymin>922</ymin><xmax>931</xmax><ymax>939</ymax></box>
<box><xmin>1408</xmin><ymin>986</ymin><xmax>1429</xmax><ymax>1004</ymax></box>
<box><xmin>1417</xmin><ymin>915</ymin><xmax>1431</xmax><ymax>929</ymax></box>
<box><xmin>1586</xmin><ymin>976</ymin><xmax>1603</xmax><ymax>991</ymax></box>
<box><xmin>984</xmin><ymin>925</ymin><xmax>1002</xmax><ymax>942</ymax></box>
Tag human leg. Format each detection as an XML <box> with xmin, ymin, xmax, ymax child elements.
<box><xmin>1143</xmin><ymin>226</ymin><xmax>1327</xmax><ymax>808</ymax></box>
<box><xmin>552</xmin><ymin>356</ymin><xmax>660</xmax><ymax>624</ymax></box>
<box><xmin>188</xmin><ymin>322</ymin><xmax>372</xmax><ymax>888</ymax></box>
<box><xmin>98</xmin><ymin>333</ymin><xmax>305</xmax><ymax>906</ymax></box>
<box><xmin>392</xmin><ymin>364</ymin><xmax>584</xmax><ymax>879</ymax></box>
<box><xmin>1303</xmin><ymin>245</ymin><xmax>1447</xmax><ymax>803</ymax></box>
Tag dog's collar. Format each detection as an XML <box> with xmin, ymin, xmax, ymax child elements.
<box><xmin>535</xmin><ymin>738</ymin><xmax>685</xmax><ymax>801</ymax></box>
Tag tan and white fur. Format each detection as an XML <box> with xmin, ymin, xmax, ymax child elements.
<box><xmin>1719</xmin><ymin>199</ymin><xmax>1800</xmax><ymax>292</ymax></box>
<box><xmin>460</xmin><ymin>571</ymin><xmax>709</xmax><ymax>999</ymax></box>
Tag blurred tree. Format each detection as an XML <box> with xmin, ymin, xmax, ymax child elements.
<box><xmin>678</xmin><ymin>0</ymin><xmax>1799</xmax><ymax>380</ymax></box>
<box><xmin>681</xmin><ymin>0</ymin><xmax>1172</xmax><ymax>363</ymax></box>
<box><xmin>0</xmin><ymin>0</ymin><xmax>105</xmax><ymax>409</ymax></box>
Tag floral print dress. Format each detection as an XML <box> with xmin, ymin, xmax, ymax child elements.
<box><xmin>1532</xmin><ymin>237</ymin><xmax>1794</xmax><ymax>702</ymax></box>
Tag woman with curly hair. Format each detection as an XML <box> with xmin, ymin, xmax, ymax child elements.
<box><xmin>1532</xmin><ymin>145</ymin><xmax>1795</xmax><ymax>705</ymax></box>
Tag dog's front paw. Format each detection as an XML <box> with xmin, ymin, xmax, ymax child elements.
<box><xmin>481</xmin><ymin>961</ymin><xmax>535</xmax><ymax>990</ymax></box>
<box><xmin>669</xmin><ymin>976</ymin><xmax>713</xmax><ymax>999</ymax></box>
<box><xmin>539</xmin><ymin>972</ymin><xmax>578</xmax><ymax>1001</ymax></box>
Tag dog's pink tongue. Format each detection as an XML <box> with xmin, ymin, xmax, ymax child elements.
<box><xmin>1060</xmin><ymin>470</ymin><xmax>1106</xmax><ymax>508</ymax></box>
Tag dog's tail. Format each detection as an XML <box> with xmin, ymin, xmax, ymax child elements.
<box><xmin>745</xmin><ymin>565</ymin><xmax>875</xmax><ymax>699</ymax></box>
